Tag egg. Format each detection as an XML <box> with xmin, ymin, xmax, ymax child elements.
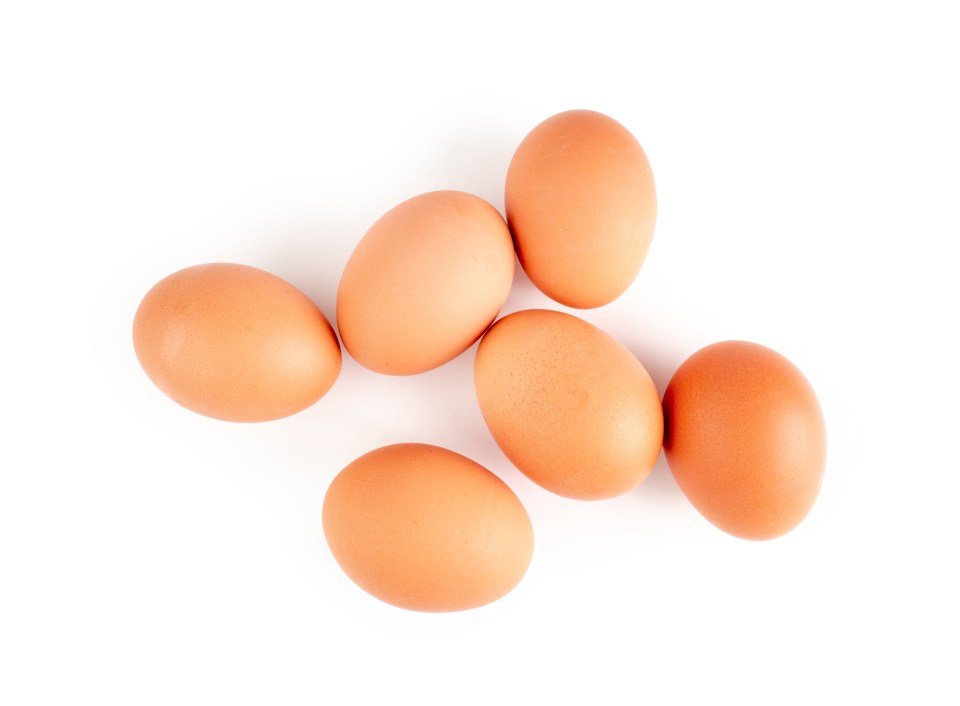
<box><xmin>133</xmin><ymin>263</ymin><xmax>341</xmax><ymax>422</ymax></box>
<box><xmin>322</xmin><ymin>443</ymin><xmax>533</xmax><ymax>612</ymax></box>
<box><xmin>474</xmin><ymin>309</ymin><xmax>663</xmax><ymax>500</ymax></box>
<box><xmin>505</xmin><ymin>109</ymin><xmax>657</xmax><ymax>309</ymax></box>
<box><xmin>336</xmin><ymin>190</ymin><xmax>515</xmax><ymax>375</ymax></box>
<box><xmin>662</xmin><ymin>341</ymin><xmax>827</xmax><ymax>540</ymax></box>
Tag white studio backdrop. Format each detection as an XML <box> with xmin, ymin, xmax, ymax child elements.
<box><xmin>1</xmin><ymin>1</ymin><xmax>958</xmax><ymax>704</ymax></box>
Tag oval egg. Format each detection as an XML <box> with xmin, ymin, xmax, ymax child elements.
<box><xmin>133</xmin><ymin>263</ymin><xmax>341</xmax><ymax>422</ymax></box>
<box><xmin>505</xmin><ymin>109</ymin><xmax>657</xmax><ymax>308</ymax></box>
<box><xmin>336</xmin><ymin>190</ymin><xmax>515</xmax><ymax>375</ymax></box>
<box><xmin>474</xmin><ymin>309</ymin><xmax>663</xmax><ymax>500</ymax></box>
<box><xmin>662</xmin><ymin>341</ymin><xmax>827</xmax><ymax>540</ymax></box>
<box><xmin>322</xmin><ymin>443</ymin><xmax>534</xmax><ymax>612</ymax></box>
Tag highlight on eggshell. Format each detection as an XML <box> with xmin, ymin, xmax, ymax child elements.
<box><xmin>133</xmin><ymin>262</ymin><xmax>342</xmax><ymax>422</ymax></box>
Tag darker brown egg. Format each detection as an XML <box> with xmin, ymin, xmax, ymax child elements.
<box><xmin>663</xmin><ymin>341</ymin><xmax>826</xmax><ymax>540</ymax></box>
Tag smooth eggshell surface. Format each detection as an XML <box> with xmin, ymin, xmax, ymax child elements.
<box><xmin>133</xmin><ymin>263</ymin><xmax>341</xmax><ymax>422</ymax></box>
<box><xmin>322</xmin><ymin>443</ymin><xmax>534</xmax><ymax>612</ymax></box>
<box><xmin>662</xmin><ymin>341</ymin><xmax>827</xmax><ymax>540</ymax></box>
<box><xmin>336</xmin><ymin>190</ymin><xmax>515</xmax><ymax>375</ymax></box>
<box><xmin>474</xmin><ymin>309</ymin><xmax>663</xmax><ymax>500</ymax></box>
<box><xmin>505</xmin><ymin>110</ymin><xmax>656</xmax><ymax>309</ymax></box>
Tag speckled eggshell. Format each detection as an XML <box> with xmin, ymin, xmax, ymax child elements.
<box><xmin>662</xmin><ymin>341</ymin><xmax>827</xmax><ymax>540</ymax></box>
<box><xmin>505</xmin><ymin>110</ymin><xmax>657</xmax><ymax>309</ymax></box>
<box><xmin>474</xmin><ymin>309</ymin><xmax>663</xmax><ymax>500</ymax></box>
<box><xmin>322</xmin><ymin>443</ymin><xmax>534</xmax><ymax>612</ymax></box>
<box><xmin>336</xmin><ymin>190</ymin><xmax>515</xmax><ymax>375</ymax></box>
<box><xmin>133</xmin><ymin>263</ymin><xmax>341</xmax><ymax>422</ymax></box>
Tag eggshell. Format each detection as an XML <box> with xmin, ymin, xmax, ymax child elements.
<box><xmin>322</xmin><ymin>443</ymin><xmax>534</xmax><ymax>612</ymax></box>
<box><xmin>133</xmin><ymin>263</ymin><xmax>341</xmax><ymax>422</ymax></box>
<box><xmin>662</xmin><ymin>341</ymin><xmax>827</xmax><ymax>540</ymax></box>
<box><xmin>474</xmin><ymin>309</ymin><xmax>663</xmax><ymax>500</ymax></box>
<box><xmin>336</xmin><ymin>190</ymin><xmax>515</xmax><ymax>375</ymax></box>
<box><xmin>505</xmin><ymin>109</ymin><xmax>656</xmax><ymax>309</ymax></box>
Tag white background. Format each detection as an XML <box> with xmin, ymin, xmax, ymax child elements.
<box><xmin>2</xmin><ymin>1</ymin><xmax>958</xmax><ymax>704</ymax></box>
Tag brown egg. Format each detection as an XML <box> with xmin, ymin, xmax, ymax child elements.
<box><xmin>336</xmin><ymin>190</ymin><xmax>515</xmax><ymax>375</ymax></box>
<box><xmin>505</xmin><ymin>110</ymin><xmax>657</xmax><ymax>309</ymax></box>
<box><xmin>322</xmin><ymin>443</ymin><xmax>534</xmax><ymax>612</ymax></box>
<box><xmin>662</xmin><ymin>341</ymin><xmax>827</xmax><ymax>540</ymax></box>
<box><xmin>133</xmin><ymin>263</ymin><xmax>341</xmax><ymax>422</ymax></box>
<box><xmin>474</xmin><ymin>309</ymin><xmax>663</xmax><ymax>500</ymax></box>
